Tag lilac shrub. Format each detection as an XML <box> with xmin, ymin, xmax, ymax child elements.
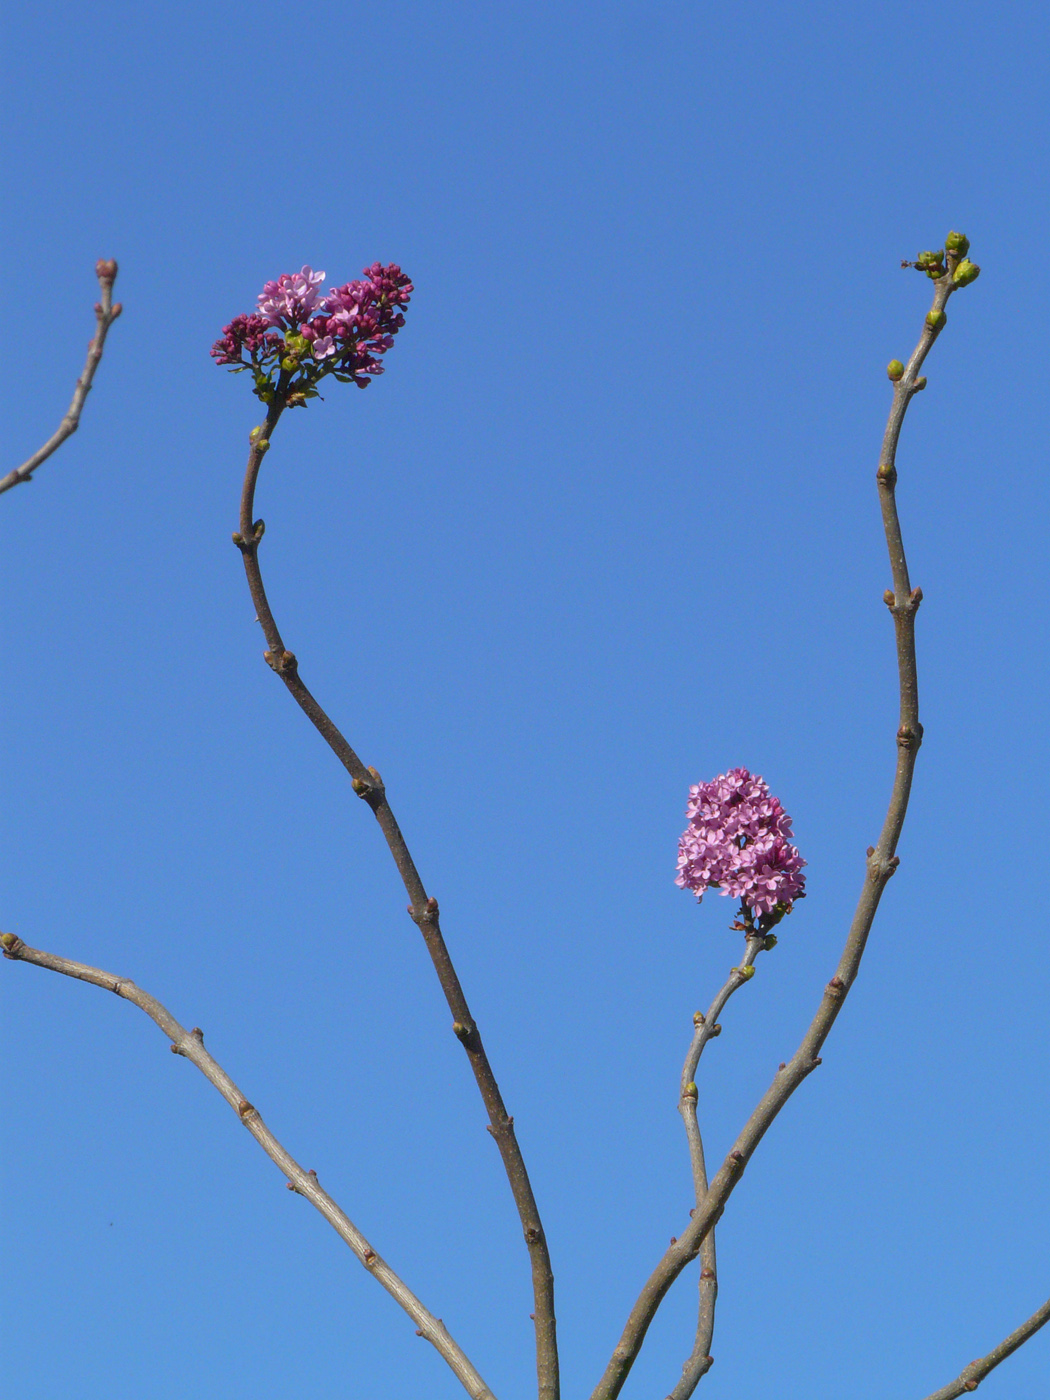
<box><xmin>211</xmin><ymin>262</ymin><xmax>413</xmax><ymax>407</ymax></box>
<box><xmin>676</xmin><ymin>768</ymin><xmax>806</xmax><ymax>935</ymax></box>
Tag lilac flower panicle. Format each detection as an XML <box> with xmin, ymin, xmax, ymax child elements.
<box><xmin>676</xmin><ymin>768</ymin><xmax>806</xmax><ymax>921</ymax></box>
<box><xmin>210</xmin><ymin>262</ymin><xmax>413</xmax><ymax>397</ymax></box>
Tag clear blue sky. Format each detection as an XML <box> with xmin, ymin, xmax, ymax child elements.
<box><xmin>4</xmin><ymin>3</ymin><xmax>1049</xmax><ymax>1398</ymax></box>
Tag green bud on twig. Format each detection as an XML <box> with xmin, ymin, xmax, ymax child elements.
<box><xmin>945</xmin><ymin>230</ymin><xmax>970</xmax><ymax>256</ymax></box>
<box><xmin>913</xmin><ymin>376</ymin><xmax>927</xmax><ymax>392</ymax></box>
<box><xmin>952</xmin><ymin>259</ymin><xmax>981</xmax><ymax>287</ymax></box>
<box><xmin>925</xmin><ymin>309</ymin><xmax>946</xmax><ymax>330</ymax></box>
<box><xmin>887</xmin><ymin>360</ymin><xmax>905</xmax><ymax>381</ymax></box>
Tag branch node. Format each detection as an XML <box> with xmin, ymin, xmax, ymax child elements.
<box><xmin>897</xmin><ymin>722</ymin><xmax>923</xmax><ymax>750</ymax></box>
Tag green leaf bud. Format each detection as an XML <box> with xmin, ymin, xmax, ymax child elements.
<box><xmin>886</xmin><ymin>359</ymin><xmax>905</xmax><ymax>381</ymax></box>
<box><xmin>925</xmin><ymin>309</ymin><xmax>946</xmax><ymax>330</ymax></box>
<box><xmin>913</xmin><ymin>376</ymin><xmax>927</xmax><ymax>391</ymax></box>
<box><xmin>952</xmin><ymin>259</ymin><xmax>981</xmax><ymax>287</ymax></box>
<box><xmin>945</xmin><ymin>230</ymin><xmax>970</xmax><ymax>256</ymax></box>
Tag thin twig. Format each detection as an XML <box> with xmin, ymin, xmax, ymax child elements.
<box><xmin>670</xmin><ymin>933</ymin><xmax>767</xmax><ymax>1399</ymax></box>
<box><xmin>919</xmin><ymin>1295</ymin><xmax>1050</xmax><ymax>1400</ymax></box>
<box><xmin>0</xmin><ymin>261</ymin><xmax>121</xmax><ymax>495</ymax></box>
<box><xmin>232</xmin><ymin>406</ymin><xmax>559</xmax><ymax>1400</ymax></box>
<box><xmin>589</xmin><ymin>258</ymin><xmax>969</xmax><ymax>1400</ymax></box>
<box><xmin>0</xmin><ymin>932</ymin><xmax>498</xmax><ymax>1400</ymax></box>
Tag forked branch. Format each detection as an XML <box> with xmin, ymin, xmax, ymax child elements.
<box><xmin>589</xmin><ymin>245</ymin><xmax>978</xmax><ymax>1400</ymax></box>
<box><xmin>0</xmin><ymin>261</ymin><xmax>121</xmax><ymax>495</ymax></box>
<box><xmin>0</xmin><ymin>932</ymin><xmax>497</xmax><ymax>1400</ymax></box>
<box><xmin>233</xmin><ymin>404</ymin><xmax>559</xmax><ymax>1400</ymax></box>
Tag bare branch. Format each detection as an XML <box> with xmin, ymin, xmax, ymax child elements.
<box><xmin>669</xmin><ymin>933</ymin><xmax>768</xmax><ymax>1399</ymax></box>
<box><xmin>919</xmin><ymin>1295</ymin><xmax>1050</xmax><ymax>1400</ymax></box>
<box><xmin>589</xmin><ymin>258</ymin><xmax>971</xmax><ymax>1400</ymax></box>
<box><xmin>0</xmin><ymin>931</ymin><xmax>498</xmax><ymax>1400</ymax></box>
<box><xmin>231</xmin><ymin>406</ymin><xmax>559</xmax><ymax>1400</ymax></box>
<box><xmin>0</xmin><ymin>261</ymin><xmax>122</xmax><ymax>495</ymax></box>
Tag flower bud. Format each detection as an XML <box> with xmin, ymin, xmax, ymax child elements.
<box><xmin>886</xmin><ymin>360</ymin><xmax>905</xmax><ymax>381</ymax></box>
<box><xmin>945</xmin><ymin>230</ymin><xmax>970</xmax><ymax>256</ymax></box>
<box><xmin>95</xmin><ymin>258</ymin><xmax>118</xmax><ymax>284</ymax></box>
<box><xmin>916</xmin><ymin>250</ymin><xmax>944</xmax><ymax>268</ymax></box>
<box><xmin>952</xmin><ymin>259</ymin><xmax>981</xmax><ymax>286</ymax></box>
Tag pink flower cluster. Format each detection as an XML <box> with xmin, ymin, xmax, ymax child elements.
<box><xmin>676</xmin><ymin>768</ymin><xmax>806</xmax><ymax>920</ymax></box>
<box><xmin>211</xmin><ymin>262</ymin><xmax>413</xmax><ymax>390</ymax></box>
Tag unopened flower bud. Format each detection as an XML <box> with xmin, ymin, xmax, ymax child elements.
<box><xmin>944</xmin><ymin>230</ymin><xmax>970</xmax><ymax>256</ymax></box>
<box><xmin>886</xmin><ymin>360</ymin><xmax>905</xmax><ymax>381</ymax></box>
<box><xmin>281</xmin><ymin>357</ymin><xmax>299</xmax><ymax>372</ymax></box>
<box><xmin>95</xmin><ymin>258</ymin><xmax>118</xmax><ymax>284</ymax></box>
<box><xmin>952</xmin><ymin>259</ymin><xmax>981</xmax><ymax>287</ymax></box>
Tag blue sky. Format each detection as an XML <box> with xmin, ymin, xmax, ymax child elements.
<box><xmin>4</xmin><ymin>3</ymin><xmax>1049</xmax><ymax>1397</ymax></box>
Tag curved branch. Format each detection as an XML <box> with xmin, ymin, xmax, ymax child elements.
<box><xmin>669</xmin><ymin>934</ymin><xmax>767</xmax><ymax>1399</ymax></box>
<box><xmin>589</xmin><ymin>264</ymin><xmax>968</xmax><ymax>1400</ymax></box>
<box><xmin>0</xmin><ymin>261</ymin><xmax>122</xmax><ymax>496</ymax></box>
<box><xmin>232</xmin><ymin>408</ymin><xmax>559</xmax><ymax>1400</ymax></box>
<box><xmin>919</xmin><ymin>1296</ymin><xmax>1050</xmax><ymax>1400</ymax></box>
<box><xmin>1</xmin><ymin>932</ymin><xmax>497</xmax><ymax>1400</ymax></box>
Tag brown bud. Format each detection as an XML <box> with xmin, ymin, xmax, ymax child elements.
<box><xmin>884</xmin><ymin>590</ymin><xmax>896</xmax><ymax>607</ymax></box>
<box><xmin>95</xmin><ymin>258</ymin><xmax>118</xmax><ymax>284</ymax></box>
<box><xmin>237</xmin><ymin>1099</ymin><xmax>254</xmax><ymax>1119</ymax></box>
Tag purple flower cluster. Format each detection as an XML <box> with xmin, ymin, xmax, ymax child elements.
<box><xmin>676</xmin><ymin>768</ymin><xmax>806</xmax><ymax>921</ymax></box>
<box><xmin>211</xmin><ymin>262</ymin><xmax>413</xmax><ymax>395</ymax></box>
